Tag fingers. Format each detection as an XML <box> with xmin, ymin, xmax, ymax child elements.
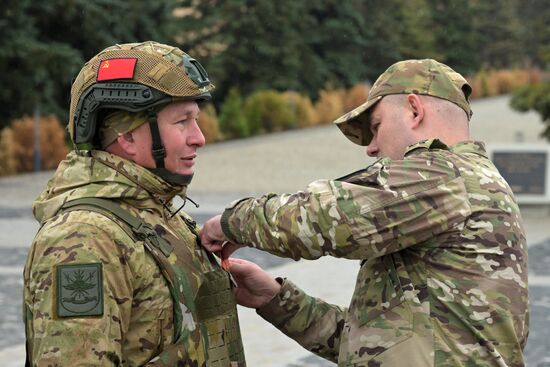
<box><xmin>202</xmin><ymin>241</ymin><xmax>224</xmax><ymax>252</ymax></box>
<box><xmin>221</xmin><ymin>242</ymin><xmax>244</xmax><ymax>259</ymax></box>
<box><xmin>199</xmin><ymin>214</ymin><xmax>226</xmax><ymax>252</ymax></box>
<box><xmin>227</xmin><ymin>258</ymin><xmax>252</xmax><ymax>266</ymax></box>
<box><xmin>227</xmin><ymin>258</ymin><xmax>281</xmax><ymax>308</ymax></box>
<box><xmin>226</xmin><ymin>258</ymin><xmax>259</xmax><ymax>279</ymax></box>
<box><xmin>199</xmin><ymin>215</ymin><xmax>224</xmax><ymax>242</ymax></box>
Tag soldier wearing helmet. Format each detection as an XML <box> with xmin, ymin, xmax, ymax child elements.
<box><xmin>24</xmin><ymin>41</ymin><xmax>246</xmax><ymax>366</ymax></box>
<box><xmin>200</xmin><ymin>59</ymin><xmax>529</xmax><ymax>366</ymax></box>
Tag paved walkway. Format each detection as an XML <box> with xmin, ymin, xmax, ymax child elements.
<box><xmin>1</xmin><ymin>95</ymin><xmax>549</xmax><ymax>366</ymax></box>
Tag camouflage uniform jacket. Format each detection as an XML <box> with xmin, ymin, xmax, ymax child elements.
<box><xmin>221</xmin><ymin>139</ymin><xmax>529</xmax><ymax>366</ymax></box>
<box><xmin>24</xmin><ymin>150</ymin><xmax>243</xmax><ymax>366</ymax></box>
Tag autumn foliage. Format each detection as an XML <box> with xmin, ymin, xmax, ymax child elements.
<box><xmin>0</xmin><ymin>115</ymin><xmax>68</xmax><ymax>176</ymax></box>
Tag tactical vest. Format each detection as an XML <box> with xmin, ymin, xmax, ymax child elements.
<box><xmin>27</xmin><ymin>197</ymin><xmax>246</xmax><ymax>367</ymax></box>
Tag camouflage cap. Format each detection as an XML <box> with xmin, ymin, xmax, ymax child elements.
<box><xmin>333</xmin><ymin>59</ymin><xmax>472</xmax><ymax>146</ymax></box>
<box><xmin>98</xmin><ymin>111</ymin><xmax>149</xmax><ymax>149</ymax></box>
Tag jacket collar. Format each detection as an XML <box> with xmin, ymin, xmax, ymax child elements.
<box><xmin>404</xmin><ymin>139</ymin><xmax>488</xmax><ymax>158</ymax></box>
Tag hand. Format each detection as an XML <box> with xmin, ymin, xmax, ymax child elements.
<box><xmin>221</xmin><ymin>242</ymin><xmax>245</xmax><ymax>259</ymax></box>
<box><xmin>199</xmin><ymin>214</ymin><xmax>227</xmax><ymax>252</ymax></box>
<box><xmin>220</xmin><ymin>242</ymin><xmax>245</xmax><ymax>270</ymax></box>
<box><xmin>228</xmin><ymin>258</ymin><xmax>281</xmax><ymax>309</ymax></box>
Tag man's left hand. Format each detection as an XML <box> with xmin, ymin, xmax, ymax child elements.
<box><xmin>228</xmin><ymin>258</ymin><xmax>281</xmax><ymax>309</ymax></box>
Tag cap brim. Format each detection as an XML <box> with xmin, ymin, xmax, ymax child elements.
<box><xmin>333</xmin><ymin>96</ymin><xmax>382</xmax><ymax>146</ymax></box>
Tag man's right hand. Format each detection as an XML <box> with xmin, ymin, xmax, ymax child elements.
<box><xmin>199</xmin><ymin>214</ymin><xmax>227</xmax><ymax>252</ymax></box>
<box><xmin>228</xmin><ymin>258</ymin><xmax>281</xmax><ymax>309</ymax></box>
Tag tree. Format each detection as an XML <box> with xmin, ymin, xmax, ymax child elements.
<box><xmin>0</xmin><ymin>0</ymin><xmax>81</xmax><ymax>129</ymax></box>
<box><xmin>358</xmin><ymin>0</ymin><xmax>404</xmax><ymax>82</ymax></box>
<box><xmin>469</xmin><ymin>0</ymin><xmax>523</xmax><ymax>68</ymax></box>
<box><xmin>511</xmin><ymin>83</ymin><xmax>550</xmax><ymax>141</ymax></box>
<box><xmin>516</xmin><ymin>0</ymin><xmax>550</xmax><ymax>67</ymax></box>
<box><xmin>305</xmin><ymin>0</ymin><xmax>372</xmax><ymax>94</ymax></box>
<box><xmin>427</xmin><ymin>0</ymin><xmax>479</xmax><ymax>75</ymax></box>
<box><xmin>1</xmin><ymin>0</ymin><xmax>542</xmax><ymax>134</ymax></box>
<box><xmin>397</xmin><ymin>0</ymin><xmax>441</xmax><ymax>61</ymax></box>
<box><xmin>0</xmin><ymin>0</ymin><xmax>179</xmax><ymax>130</ymax></box>
<box><xmin>175</xmin><ymin>1</ymin><xmax>375</xmax><ymax>100</ymax></box>
<box><xmin>176</xmin><ymin>1</ymin><xmax>313</xmax><ymax>98</ymax></box>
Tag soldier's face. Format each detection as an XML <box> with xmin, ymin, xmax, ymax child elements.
<box><xmin>366</xmin><ymin>96</ymin><xmax>415</xmax><ymax>160</ymax></box>
<box><xmin>131</xmin><ymin>100</ymin><xmax>205</xmax><ymax>175</ymax></box>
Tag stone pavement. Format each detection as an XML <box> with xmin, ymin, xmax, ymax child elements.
<box><xmin>1</xmin><ymin>95</ymin><xmax>549</xmax><ymax>366</ymax></box>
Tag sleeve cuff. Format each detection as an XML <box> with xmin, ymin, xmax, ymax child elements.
<box><xmin>256</xmin><ymin>278</ymin><xmax>305</xmax><ymax>327</ymax></box>
<box><xmin>220</xmin><ymin>197</ymin><xmax>254</xmax><ymax>244</ymax></box>
<box><xmin>220</xmin><ymin>208</ymin><xmax>239</xmax><ymax>243</ymax></box>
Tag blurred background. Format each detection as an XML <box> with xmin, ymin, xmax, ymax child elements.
<box><xmin>0</xmin><ymin>0</ymin><xmax>549</xmax><ymax>366</ymax></box>
<box><xmin>0</xmin><ymin>0</ymin><xmax>549</xmax><ymax>173</ymax></box>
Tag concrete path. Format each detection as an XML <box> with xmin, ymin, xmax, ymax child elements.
<box><xmin>1</xmin><ymin>95</ymin><xmax>549</xmax><ymax>366</ymax></box>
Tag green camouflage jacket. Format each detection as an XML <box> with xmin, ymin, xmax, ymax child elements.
<box><xmin>24</xmin><ymin>150</ymin><xmax>244</xmax><ymax>366</ymax></box>
<box><xmin>221</xmin><ymin>139</ymin><xmax>529</xmax><ymax>367</ymax></box>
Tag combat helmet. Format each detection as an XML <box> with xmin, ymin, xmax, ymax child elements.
<box><xmin>69</xmin><ymin>41</ymin><xmax>214</xmax><ymax>185</ymax></box>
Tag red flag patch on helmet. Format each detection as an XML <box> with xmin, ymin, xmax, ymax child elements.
<box><xmin>97</xmin><ymin>58</ymin><xmax>137</xmax><ymax>81</ymax></box>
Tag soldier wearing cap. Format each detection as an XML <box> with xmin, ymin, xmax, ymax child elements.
<box><xmin>23</xmin><ymin>42</ymin><xmax>246</xmax><ymax>366</ymax></box>
<box><xmin>200</xmin><ymin>59</ymin><xmax>529</xmax><ymax>366</ymax></box>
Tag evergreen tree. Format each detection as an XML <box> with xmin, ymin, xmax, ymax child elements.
<box><xmin>511</xmin><ymin>83</ymin><xmax>550</xmax><ymax>141</ymax></box>
<box><xmin>1</xmin><ymin>0</ymin><xmax>541</xmax><ymax>132</ymax></box>
<box><xmin>397</xmin><ymin>0</ymin><xmax>441</xmax><ymax>61</ymax></box>
<box><xmin>306</xmin><ymin>0</ymin><xmax>372</xmax><ymax>94</ymax></box>
<box><xmin>0</xmin><ymin>0</ymin><xmax>179</xmax><ymax>129</ymax></box>
<box><xmin>0</xmin><ymin>0</ymin><xmax>81</xmax><ymax>129</ymax></box>
<box><xmin>517</xmin><ymin>0</ymin><xmax>550</xmax><ymax>67</ymax></box>
<box><xmin>427</xmin><ymin>0</ymin><xmax>479</xmax><ymax>74</ymax></box>
<box><xmin>177</xmin><ymin>1</ymin><xmax>314</xmax><ymax>99</ymax></box>
<box><xmin>176</xmin><ymin>0</ymin><xmax>375</xmax><ymax>100</ymax></box>
<box><xmin>470</xmin><ymin>0</ymin><xmax>523</xmax><ymax>68</ymax></box>
<box><xmin>355</xmin><ymin>0</ymin><xmax>403</xmax><ymax>83</ymax></box>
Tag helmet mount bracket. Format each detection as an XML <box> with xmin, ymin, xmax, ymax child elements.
<box><xmin>73</xmin><ymin>83</ymin><xmax>170</xmax><ymax>146</ymax></box>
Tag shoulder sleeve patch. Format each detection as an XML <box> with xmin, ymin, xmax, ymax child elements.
<box><xmin>56</xmin><ymin>263</ymin><xmax>104</xmax><ymax>318</ymax></box>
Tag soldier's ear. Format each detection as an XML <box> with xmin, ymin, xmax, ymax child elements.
<box><xmin>117</xmin><ymin>132</ymin><xmax>137</xmax><ymax>155</ymax></box>
<box><xmin>407</xmin><ymin>94</ymin><xmax>424</xmax><ymax>129</ymax></box>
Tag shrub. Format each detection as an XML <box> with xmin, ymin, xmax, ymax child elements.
<box><xmin>219</xmin><ymin>88</ymin><xmax>249</xmax><ymax>139</ymax></box>
<box><xmin>525</xmin><ymin>68</ymin><xmax>544</xmax><ymax>84</ymax></box>
<box><xmin>282</xmin><ymin>91</ymin><xmax>317</xmax><ymax>128</ymax></box>
<box><xmin>495</xmin><ymin>70</ymin><xmax>520</xmax><ymax>94</ymax></box>
<box><xmin>199</xmin><ymin>103</ymin><xmax>221</xmax><ymax>143</ymax></box>
<box><xmin>243</xmin><ymin>90</ymin><xmax>295</xmax><ymax>133</ymax></box>
<box><xmin>242</xmin><ymin>95</ymin><xmax>263</xmax><ymax>136</ymax></box>
<box><xmin>0</xmin><ymin>127</ymin><xmax>16</xmax><ymax>176</ymax></box>
<box><xmin>344</xmin><ymin>83</ymin><xmax>369</xmax><ymax>112</ymax></box>
<box><xmin>502</xmin><ymin>69</ymin><xmax>543</xmax><ymax>91</ymax></box>
<box><xmin>10</xmin><ymin>115</ymin><xmax>68</xmax><ymax>173</ymax></box>
<box><xmin>468</xmin><ymin>68</ymin><xmax>543</xmax><ymax>99</ymax></box>
<box><xmin>468</xmin><ymin>70</ymin><xmax>494</xmax><ymax>99</ymax></box>
<box><xmin>511</xmin><ymin>82</ymin><xmax>550</xmax><ymax>140</ymax></box>
<box><xmin>314</xmin><ymin>87</ymin><xmax>345</xmax><ymax>125</ymax></box>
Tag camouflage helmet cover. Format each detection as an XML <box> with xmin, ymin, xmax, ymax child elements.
<box><xmin>69</xmin><ymin>41</ymin><xmax>215</xmax><ymax>148</ymax></box>
<box><xmin>333</xmin><ymin>59</ymin><xmax>472</xmax><ymax>146</ymax></box>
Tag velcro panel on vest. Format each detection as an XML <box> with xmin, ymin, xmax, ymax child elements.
<box><xmin>224</xmin><ymin>314</ymin><xmax>243</xmax><ymax>359</ymax></box>
<box><xmin>196</xmin><ymin>271</ymin><xmax>234</xmax><ymax>321</ymax></box>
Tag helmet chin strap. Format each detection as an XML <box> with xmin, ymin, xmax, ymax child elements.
<box><xmin>146</xmin><ymin>109</ymin><xmax>194</xmax><ymax>186</ymax></box>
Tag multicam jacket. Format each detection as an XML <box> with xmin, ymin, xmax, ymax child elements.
<box><xmin>24</xmin><ymin>150</ymin><xmax>245</xmax><ymax>366</ymax></box>
<box><xmin>221</xmin><ymin>139</ymin><xmax>529</xmax><ymax>367</ymax></box>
